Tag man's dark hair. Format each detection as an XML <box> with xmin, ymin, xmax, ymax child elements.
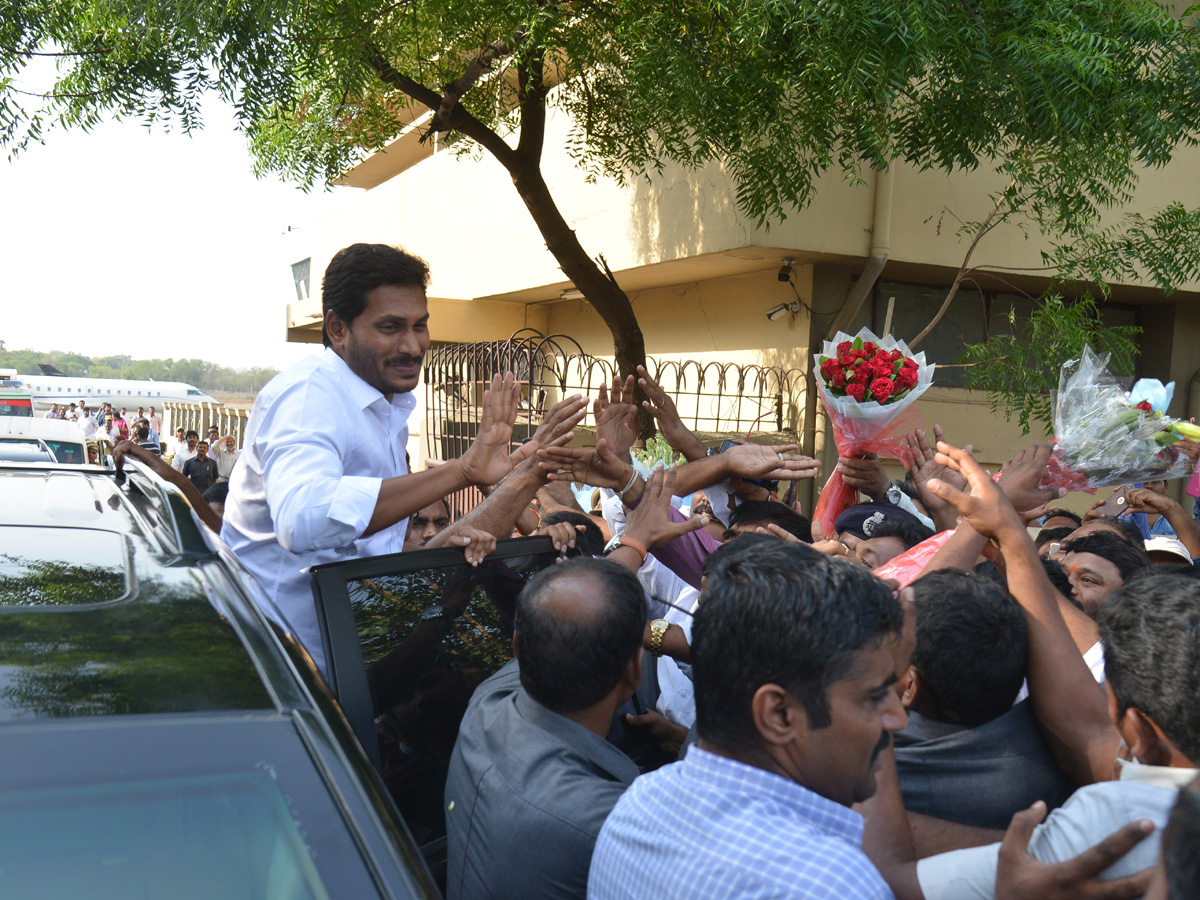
<box><xmin>1042</xmin><ymin>508</ymin><xmax>1083</xmax><ymax>527</ymax></box>
<box><xmin>539</xmin><ymin>510</ymin><xmax>605</xmax><ymax>559</ymax></box>
<box><xmin>1082</xmin><ymin>516</ymin><xmax>1146</xmax><ymax>548</ymax></box>
<box><xmin>701</xmin><ymin>532</ymin><xmax>810</xmax><ymax>578</ymax></box>
<box><xmin>135</xmin><ymin>426</ymin><xmax>149</xmax><ymax>441</ymax></box>
<box><xmin>693</xmin><ymin>544</ymin><xmax>902</xmax><ymax>750</ymax></box>
<box><xmin>726</xmin><ymin>500</ymin><xmax>812</xmax><ymax>543</ymax></box>
<box><xmin>321</xmin><ymin>243</ymin><xmax>431</xmax><ymax>347</ymax></box>
<box><xmin>908</xmin><ymin>570</ymin><xmax>1028</xmax><ymax>727</ymax></box>
<box><xmin>1062</xmin><ymin>532</ymin><xmax>1151</xmax><ymax>584</ymax></box>
<box><xmin>971</xmin><ymin>559</ymin><xmax>1006</xmax><ymax>586</ymax></box>
<box><xmin>514</xmin><ymin>558</ymin><xmax>645</xmax><ymax>714</ymax></box>
<box><xmin>203</xmin><ymin>481</ymin><xmax>229</xmax><ymax>505</ymax></box>
<box><xmin>1035</xmin><ymin>526</ymin><xmax>1075</xmax><ymax>550</ymax></box>
<box><xmin>1164</xmin><ymin>779</ymin><xmax>1200</xmax><ymax>900</ymax></box>
<box><xmin>185</xmin><ymin>430</ymin><xmax>198</xmax><ymax>440</ymax></box>
<box><xmin>869</xmin><ymin>516</ymin><xmax>935</xmax><ymax>551</ymax></box>
<box><xmin>1099</xmin><ymin>574</ymin><xmax>1200</xmax><ymax>763</ymax></box>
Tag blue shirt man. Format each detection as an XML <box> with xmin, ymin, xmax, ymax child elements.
<box><xmin>588</xmin><ymin>543</ymin><xmax>908</xmax><ymax>900</ymax></box>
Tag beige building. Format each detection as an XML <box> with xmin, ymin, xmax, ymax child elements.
<box><xmin>285</xmin><ymin>103</ymin><xmax>1200</xmax><ymax>511</ymax></box>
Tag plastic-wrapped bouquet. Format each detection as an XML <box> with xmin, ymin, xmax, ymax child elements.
<box><xmin>1042</xmin><ymin>346</ymin><xmax>1200</xmax><ymax>491</ymax></box>
<box><xmin>812</xmin><ymin>328</ymin><xmax>936</xmax><ymax>536</ymax></box>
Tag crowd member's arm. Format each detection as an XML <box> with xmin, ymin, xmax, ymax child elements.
<box><xmin>425</xmin><ymin>396</ymin><xmax>588</xmax><ymax>557</ymax></box>
<box><xmin>637</xmin><ymin>365</ymin><xmax>709</xmax><ymax>462</ymax></box>
<box><xmin>112</xmin><ymin>440</ymin><xmax>223</xmax><ymax>533</ymax></box>
<box><xmin>540</xmin><ymin>438</ymin><xmax>819</xmax><ymax>503</ymax></box>
<box><xmin>926</xmin><ymin>442</ymin><xmax>1119</xmax><ymax>785</ymax></box>
<box><xmin>860</xmin><ymin>747</ymin><xmax>1154</xmax><ymax>900</ymax></box>
<box><xmin>909</xmin><ymin>812</ymin><xmax>1005</xmax><ymax>858</ymax></box>
<box><xmin>605</xmin><ymin>466</ymin><xmax>702</xmax><ymax>663</ymax></box>
<box><xmin>1124</xmin><ymin>488</ymin><xmax>1200</xmax><ymax>557</ymax></box>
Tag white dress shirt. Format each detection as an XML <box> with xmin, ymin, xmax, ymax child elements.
<box><xmin>221</xmin><ymin>347</ymin><xmax>416</xmax><ymax>675</ymax></box>
<box><xmin>213</xmin><ymin>444</ymin><xmax>241</xmax><ymax>481</ymax></box>
<box><xmin>77</xmin><ymin>414</ymin><xmax>98</xmax><ymax>439</ymax></box>
<box><xmin>172</xmin><ymin>444</ymin><xmax>197</xmax><ymax>472</ymax></box>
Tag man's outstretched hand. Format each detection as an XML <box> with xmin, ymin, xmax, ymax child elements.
<box><xmin>925</xmin><ymin>441</ymin><xmax>1027</xmax><ymax>543</ymax></box>
<box><xmin>459</xmin><ymin>374</ymin><xmax>538</xmax><ymax>487</ymax></box>
<box><xmin>996</xmin><ymin>801</ymin><xmax>1153</xmax><ymax>900</ymax></box>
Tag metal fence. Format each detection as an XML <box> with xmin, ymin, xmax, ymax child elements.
<box><xmin>162</xmin><ymin>402</ymin><xmax>250</xmax><ymax>446</ymax></box>
<box><xmin>423</xmin><ymin>329</ymin><xmax>807</xmax><ymax>517</ymax></box>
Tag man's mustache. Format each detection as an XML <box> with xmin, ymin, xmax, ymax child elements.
<box><xmin>870</xmin><ymin>731</ymin><xmax>892</xmax><ymax>765</ymax></box>
<box><xmin>384</xmin><ymin>355</ymin><xmax>423</xmax><ymax>367</ymax></box>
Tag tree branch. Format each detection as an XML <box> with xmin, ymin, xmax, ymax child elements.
<box><xmin>910</xmin><ymin>184</ymin><xmax>1014</xmax><ymax>348</ymax></box>
<box><xmin>420</xmin><ymin>30</ymin><xmax>524</xmax><ymax>144</ymax></box>
<box><xmin>364</xmin><ymin>45</ymin><xmax>518</xmax><ymax>168</ymax></box>
<box><xmin>516</xmin><ymin>53</ymin><xmax>546</xmax><ymax>163</ymax></box>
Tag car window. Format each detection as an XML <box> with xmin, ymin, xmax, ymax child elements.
<box><xmin>42</xmin><ymin>439</ymin><xmax>85</xmax><ymax>464</ymax></box>
<box><xmin>0</xmin><ymin>439</ymin><xmax>55</xmax><ymax>462</ymax></box>
<box><xmin>313</xmin><ymin>540</ymin><xmax>560</xmax><ymax>853</ymax></box>
<box><xmin>0</xmin><ymin>526</ymin><xmax>128</xmax><ymax>606</ymax></box>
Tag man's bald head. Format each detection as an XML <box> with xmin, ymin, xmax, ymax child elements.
<box><xmin>514</xmin><ymin>558</ymin><xmax>646</xmax><ymax>714</ymax></box>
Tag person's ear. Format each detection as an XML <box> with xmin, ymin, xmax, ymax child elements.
<box><xmin>511</xmin><ymin>633</ymin><xmax>519</xmax><ymax>660</ymax></box>
<box><xmin>751</xmin><ymin>683</ymin><xmax>806</xmax><ymax>747</ymax></box>
<box><xmin>325</xmin><ymin>310</ymin><xmax>348</xmax><ymax>348</ymax></box>
<box><xmin>1123</xmin><ymin>707</ymin><xmax>1179</xmax><ymax>768</ymax></box>
<box><xmin>900</xmin><ymin>665</ymin><xmax>920</xmax><ymax>709</ymax></box>
<box><xmin>620</xmin><ymin>649</ymin><xmax>643</xmax><ymax>697</ymax></box>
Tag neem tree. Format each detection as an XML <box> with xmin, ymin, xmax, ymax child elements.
<box><xmin>4</xmin><ymin>1</ymin><xmax>1199</xmax><ymax>431</ymax></box>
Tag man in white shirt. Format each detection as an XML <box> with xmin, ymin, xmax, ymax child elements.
<box><xmin>172</xmin><ymin>430</ymin><xmax>199</xmax><ymax>472</ymax></box>
<box><xmin>213</xmin><ymin>434</ymin><xmax>241</xmax><ymax>482</ymax></box>
<box><xmin>221</xmin><ymin>242</ymin><xmax>529</xmax><ymax>675</ymax></box>
<box><xmin>76</xmin><ymin>405</ymin><xmax>99</xmax><ymax>439</ymax></box>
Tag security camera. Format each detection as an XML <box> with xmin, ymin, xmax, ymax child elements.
<box><xmin>766</xmin><ymin>303</ymin><xmax>791</xmax><ymax>321</ymax></box>
<box><xmin>777</xmin><ymin>257</ymin><xmax>795</xmax><ymax>283</ymax></box>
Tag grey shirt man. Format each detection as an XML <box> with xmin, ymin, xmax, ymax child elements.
<box><xmin>445</xmin><ymin>660</ymin><xmax>640</xmax><ymax>900</ymax></box>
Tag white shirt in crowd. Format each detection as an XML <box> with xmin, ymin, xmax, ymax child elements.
<box><xmin>172</xmin><ymin>444</ymin><xmax>198</xmax><ymax>472</ymax></box>
<box><xmin>220</xmin><ymin>347</ymin><xmax>415</xmax><ymax>675</ymax></box>
<box><xmin>77</xmin><ymin>414</ymin><xmax>98</xmax><ymax>439</ymax></box>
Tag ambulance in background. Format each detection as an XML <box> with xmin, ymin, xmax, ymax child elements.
<box><xmin>0</xmin><ymin>369</ymin><xmax>34</xmax><ymax>418</ymax></box>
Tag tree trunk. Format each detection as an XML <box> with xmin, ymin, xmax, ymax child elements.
<box><xmin>508</xmin><ymin>159</ymin><xmax>651</xmax><ymax>436</ymax></box>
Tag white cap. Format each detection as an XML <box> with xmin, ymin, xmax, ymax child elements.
<box><xmin>1144</xmin><ymin>536</ymin><xmax>1193</xmax><ymax>564</ymax></box>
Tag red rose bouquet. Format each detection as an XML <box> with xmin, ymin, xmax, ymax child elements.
<box><xmin>812</xmin><ymin>328</ymin><xmax>936</xmax><ymax>536</ymax></box>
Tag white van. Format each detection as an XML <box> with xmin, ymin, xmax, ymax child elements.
<box><xmin>0</xmin><ymin>417</ymin><xmax>90</xmax><ymax>464</ymax></box>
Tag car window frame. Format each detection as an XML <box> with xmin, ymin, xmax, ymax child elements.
<box><xmin>309</xmin><ymin>535</ymin><xmax>558</xmax><ymax>770</ymax></box>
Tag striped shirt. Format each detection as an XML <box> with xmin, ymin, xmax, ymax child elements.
<box><xmin>588</xmin><ymin>746</ymin><xmax>893</xmax><ymax>900</ymax></box>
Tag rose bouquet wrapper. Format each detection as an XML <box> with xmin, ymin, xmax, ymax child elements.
<box><xmin>1040</xmin><ymin>346</ymin><xmax>1193</xmax><ymax>491</ymax></box>
<box><xmin>811</xmin><ymin>328</ymin><xmax>937</xmax><ymax>538</ymax></box>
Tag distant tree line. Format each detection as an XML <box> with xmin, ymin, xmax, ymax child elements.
<box><xmin>0</xmin><ymin>344</ymin><xmax>279</xmax><ymax>394</ymax></box>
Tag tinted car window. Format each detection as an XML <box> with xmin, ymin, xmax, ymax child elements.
<box><xmin>0</xmin><ymin>526</ymin><xmax>128</xmax><ymax>606</ymax></box>
<box><xmin>43</xmin><ymin>439</ymin><xmax>85</xmax><ymax>464</ymax></box>
<box><xmin>319</xmin><ymin>543</ymin><xmax>559</xmax><ymax>852</ymax></box>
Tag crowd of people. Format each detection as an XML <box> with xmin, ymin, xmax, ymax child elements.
<box><xmin>106</xmin><ymin>242</ymin><xmax>1200</xmax><ymax>900</ymax></box>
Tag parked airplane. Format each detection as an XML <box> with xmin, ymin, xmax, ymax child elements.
<box><xmin>20</xmin><ymin>365</ymin><xmax>221</xmax><ymax>410</ymax></box>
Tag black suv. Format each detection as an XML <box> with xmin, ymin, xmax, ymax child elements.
<box><xmin>0</xmin><ymin>460</ymin><xmax>452</xmax><ymax>899</ymax></box>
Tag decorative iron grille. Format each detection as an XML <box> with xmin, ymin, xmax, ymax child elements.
<box><xmin>422</xmin><ymin>329</ymin><xmax>807</xmax><ymax>517</ymax></box>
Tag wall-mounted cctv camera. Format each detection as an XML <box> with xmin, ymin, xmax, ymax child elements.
<box><xmin>777</xmin><ymin>257</ymin><xmax>795</xmax><ymax>283</ymax></box>
<box><xmin>766</xmin><ymin>303</ymin><xmax>791</xmax><ymax>321</ymax></box>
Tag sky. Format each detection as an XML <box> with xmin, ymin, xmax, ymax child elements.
<box><xmin>0</xmin><ymin>96</ymin><xmax>350</xmax><ymax>371</ymax></box>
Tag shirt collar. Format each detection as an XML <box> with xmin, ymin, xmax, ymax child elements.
<box><xmin>513</xmin><ymin>688</ymin><xmax>641</xmax><ymax>785</ymax></box>
<box><xmin>322</xmin><ymin>346</ymin><xmax>418</xmax><ymax>413</ymax></box>
<box><xmin>1117</xmin><ymin>758</ymin><xmax>1200</xmax><ymax>789</ymax></box>
<box><xmin>682</xmin><ymin>746</ymin><xmax>865</xmax><ymax>845</ymax></box>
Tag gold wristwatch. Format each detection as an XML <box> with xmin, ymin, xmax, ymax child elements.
<box><xmin>649</xmin><ymin>618</ymin><xmax>670</xmax><ymax>657</ymax></box>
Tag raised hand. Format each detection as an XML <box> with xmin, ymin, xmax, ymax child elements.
<box><xmin>637</xmin><ymin>365</ymin><xmax>708</xmax><ymax>461</ymax></box>
<box><xmin>539</xmin><ymin>521</ymin><xmax>588</xmax><ymax>554</ymax></box>
<box><xmin>995</xmin><ymin>801</ymin><xmax>1153</xmax><ymax>900</ymax></box>
<box><xmin>925</xmin><ymin>441</ymin><xmax>1027</xmax><ymax>542</ymax></box>
<box><xmin>1122</xmin><ymin>487</ymin><xmax>1175</xmax><ymax>517</ymax></box>
<box><xmin>593</xmin><ymin>374</ymin><xmax>639</xmax><ymax>458</ymax></box>
<box><xmin>810</xmin><ymin>520</ymin><xmax>853</xmax><ymax>559</ymax></box>
<box><xmin>905</xmin><ymin>426</ymin><xmax>971</xmax><ymax>529</ymax></box>
<box><xmin>458</xmin><ymin>373</ymin><xmax>527</xmax><ymax>487</ymax></box>
<box><xmin>624</xmin><ymin>465</ymin><xmax>704</xmax><ymax>550</ymax></box>
<box><xmin>724</xmin><ymin>442</ymin><xmax>820</xmax><ymax>481</ymax></box>
<box><xmin>538</xmin><ymin>438</ymin><xmax>635</xmax><ymax>491</ymax></box>
<box><xmin>530</xmin><ymin>393</ymin><xmax>588</xmax><ymax>450</ymax></box>
<box><xmin>437</xmin><ymin>524</ymin><xmax>497</xmax><ymax>567</ymax></box>
<box><xmin>997</xmin><ymin>443</ymin><xmax>1067</xmax><ymax>515</ymax></box>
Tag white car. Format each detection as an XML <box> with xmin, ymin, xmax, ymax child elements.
<box><xmin>0</xmin><ymin>417</ymin><xmax>89</xmax><ymax>465</ymax></box>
